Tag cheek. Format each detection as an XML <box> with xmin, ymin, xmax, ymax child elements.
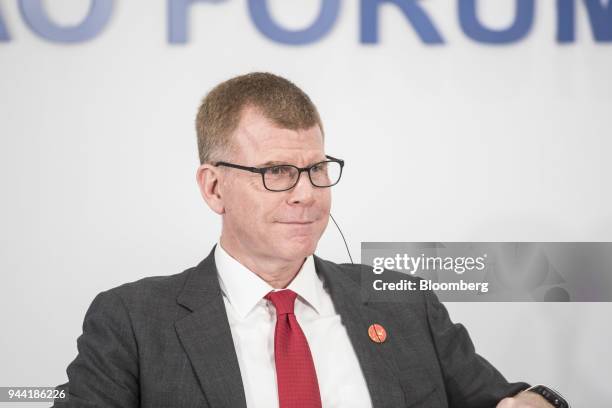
<box><xmin>224</xmin><ymin>178</ymin><xmax>267</xmax><ymax>215</ymax></box>
<box><xmin>318</xmin><ymin>190</ymin><xmax>332</xmax><ymax>212</ymax></box>
<box><xmin>234</xmin><ymin>192</ymin><xmax>281</xmax><ymax>226</ymax></box>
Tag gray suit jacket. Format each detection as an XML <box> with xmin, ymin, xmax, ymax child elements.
<box><xmin>53</xmin><ymin>245</ymin><xmax>529</xmax><ymax>407</ymax></box>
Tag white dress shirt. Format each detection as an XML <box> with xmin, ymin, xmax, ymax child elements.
<box><xmin>214</xmin><ymin>243</ymin><xmax>373</xmax><ymax>408</ymax></box>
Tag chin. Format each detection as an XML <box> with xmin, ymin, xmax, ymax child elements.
<box><xmin>279</xmin><ymin>237</ymin><xmax>317</xmax><ymax>260</ymax></box>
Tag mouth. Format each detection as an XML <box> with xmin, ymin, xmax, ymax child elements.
<box><xmin>277</xmin><ymin>221</ymin><xmax>315</xmax><ymax>225</ymax></box>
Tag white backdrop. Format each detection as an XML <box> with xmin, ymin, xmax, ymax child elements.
<box><xmin>1</xmin><ymin>0</ymin><xmax>611</xmax><ymax>406</ymax></box>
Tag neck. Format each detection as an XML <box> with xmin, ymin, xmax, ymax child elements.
<box><xmin>219</xmin><ymin>235</ymin><xmax>306</xmax><ymax>289</ymax></box>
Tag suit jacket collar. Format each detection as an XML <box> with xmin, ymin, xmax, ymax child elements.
<box><xmin>175</xmin><ymin>245</ymin><xmax>408</xmax><ymax>408</ymax></box>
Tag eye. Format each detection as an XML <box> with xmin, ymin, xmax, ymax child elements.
<box><xmin>269</xmin><ymin>165</ymin><xmax>292</xmax><ymax>175</ymax></box>
<box><xmin>311</xmin><ymin>162</ymin><xmax>327</xmax><ymax>173</ymax></box>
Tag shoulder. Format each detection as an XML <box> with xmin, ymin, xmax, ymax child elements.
<box><xmin>314</xmin><ymin>255</ymin><xmax>430</xmax><ymax>312</ymax></box>
<box><xmin>94</xmin><ymin>266</ymin><xmax>196</xmax><ymax>314</ymax></box>
<box><xmin>315</xmin><ymin>255</ymin><xmax>425</xmax><ymax>287</ymax></box>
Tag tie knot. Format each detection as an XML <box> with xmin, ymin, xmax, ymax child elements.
<box><xmin>265</xmin><ymin>289</ymin><xmax>298</xmax><ymax>315</ymax></box>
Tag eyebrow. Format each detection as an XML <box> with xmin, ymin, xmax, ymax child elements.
<box><xmin>255</xmin><ymin>157</ymin><xmax>327</xmax><ymax>167</ymax></box>
<box><xmin>256</xmin><ymin>160</ymin><xmax>289</xmax><ymax>167</ymax></box>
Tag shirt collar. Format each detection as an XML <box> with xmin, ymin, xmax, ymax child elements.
<box><xmin>214</xmin><ymin>242</ymin><xmax>322</xmax><ymax>319</ymax></box>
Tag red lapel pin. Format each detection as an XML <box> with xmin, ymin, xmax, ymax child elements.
<box><xmin>368</xmin><ymin>323</ymin><xmax>387</xmax><ymax>343</ymax></box>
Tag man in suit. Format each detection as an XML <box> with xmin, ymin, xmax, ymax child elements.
<box><xmin>54</xmin><ymin>72</ymin><xmax>561</xmax><ymax>407</ymax></box>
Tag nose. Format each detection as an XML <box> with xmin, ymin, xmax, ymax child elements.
<box><xmin>287</xmin><ymin>170</ymin><xmax>316</xmax><ymax>206</ymax></box>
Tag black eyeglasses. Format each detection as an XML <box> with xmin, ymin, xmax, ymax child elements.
<box><xmin>214</xmin><ymin>155</ymin><xmax>344</xmax><ymax>192</ymax></box>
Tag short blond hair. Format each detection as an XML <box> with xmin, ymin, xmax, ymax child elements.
<box><xmin>195</xmin><ymin>72</ymin><xmax>324</xmax><ymax>164</ymax></box>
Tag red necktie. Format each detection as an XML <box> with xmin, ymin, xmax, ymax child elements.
<box><xmin>265</xmin><ymin>289</ymin><xmax>322</xmax><ymax>408</ymax></box>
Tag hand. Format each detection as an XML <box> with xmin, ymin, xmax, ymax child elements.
<box><xmin>496</xmin><ymin>390</ymin><xmax>554</xmax><ymax>408</ymax></box>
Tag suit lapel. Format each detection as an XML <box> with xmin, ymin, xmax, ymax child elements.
<box><xmin>314</xmin><ymin>255</ymin><xmax>408</xmax><ymax>408</ymax></box>
<box><xmin>175</xmin><ymin>245</ymin><xmax>247</xmax><ymax>408</ymax></box>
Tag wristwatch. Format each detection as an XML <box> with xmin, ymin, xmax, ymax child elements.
<box><xmin>525</xmin><ymin>385</ymin><xmax>570</xmax><ymax>408</ymax></box>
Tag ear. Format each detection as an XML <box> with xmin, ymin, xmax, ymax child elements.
<box><xmin>196</xmin><ymin>163</ymin><xmax>225</xmax><ymax>215</ymax></box>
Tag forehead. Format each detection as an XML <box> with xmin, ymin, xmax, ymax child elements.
<box><xmin>232</xmin><ymin>107</ymin><xmax>324</xmax><ymax>163</ymax></box>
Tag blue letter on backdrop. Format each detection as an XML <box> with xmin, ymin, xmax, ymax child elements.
<box><xmin>248</xmin><ymin>0</ymin><xmax>340</xmax><ymax>45</ymax></box>
<box><xmin>168</xmin><ymin>0</ymin><xmax>227</xmax><ymax>44</ymax></box>
<box><xmin>18</xmin><ymin>0</ymin><xmax>113</xmax><ymax>43</ymax></box>
<box><xmin>459</xmin><ymin>0</ymin><xmax>534</xmax><ymax>44</ymax></box>
<box><xmin>557</xmin><ymin>0</ymin><xmax>612</xmax><ymax>43</ymax></box>
<box><xmin>360</xmin><ymin>0</ymin><xmax>444</xmax><ymax>44</ymax></box>
<box><xmin>0</xmin><ymin>5</ymin><xmax>10</xmax><ymax>41</ymax></box>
